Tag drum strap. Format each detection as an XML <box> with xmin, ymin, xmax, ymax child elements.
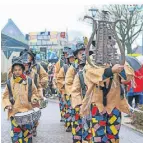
<box><xmin>28</xmin><ymin>78</ymin><xmax>32</xmax><ymax>102</ymax></box>
<box><xmin>34</xmin><ymin>73</ymin><xmax>38</xmax><ymax>88</ymax></box>
<box><xmin>63</xmin><ymin>64</ymin><xmax>69</xmax><ymax>75</ymax></box>
<box><xmin>7</xmin><ymin>78</ymin><xmax>32</xmax><ymax>104</ymax></box>
<box><xmin>6</xmin><ymin>79</ymin><xmax>15</xmax><ymax>105</ymax></box>
<box><xmin>36</xmin><ymin>64</ymin><xmax>40</xmax><ymax>75</ymax></box>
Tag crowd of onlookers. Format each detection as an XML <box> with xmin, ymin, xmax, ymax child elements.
<box><xmin>125</xmin><ymin>60</ymin><xmax>143</xmax><ymax>114</ymax></box>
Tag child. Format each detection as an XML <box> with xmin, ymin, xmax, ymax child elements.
<box><xmin>2</xmin><ymin>57</ymin><xmax>39</xmax><ymax>143</ymax></box>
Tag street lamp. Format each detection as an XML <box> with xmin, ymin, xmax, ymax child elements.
<box><xmin>88</xmin><ymin>8</ymin><xmax>98</xmax><ymax>18</ymax></box>
<box><xmin>88</xmin><ymin>7</ymin><xmax>98</xmax><ymax>31</ymax></box>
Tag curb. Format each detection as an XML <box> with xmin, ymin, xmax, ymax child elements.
<box><xmin>121</xmin><ymin>122</ymin><xmax>143</xmax><ymax>134</ymax></box>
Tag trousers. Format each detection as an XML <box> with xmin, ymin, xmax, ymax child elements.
<box><xmin>10</xmin><ymin>117</ymin><xmax>33</xmax><ymax>143</ymax></box>
<box><xmin>58</xmin><ymin>93</ymin><xmax>66</xmax><ymax>121</ymax></box>
<box><xmin>64</xmin><ymin>94</ymin><xmax>72</xmax><ymax>128</ymax></box>
<box><xmin>72</xmin><ymin>106</ymin><xmax>92</xmax><ymax>143</ymax></box>
<box><xmin>91</xmin><ymin>104</ymin><xmax>121</xmax><ymax>143</ymax></box>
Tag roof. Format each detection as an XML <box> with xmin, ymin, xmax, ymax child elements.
<box><xmin>1</xmin><ymin>19</ymin><xmax>28</xmax><ymax>44</ymax></box>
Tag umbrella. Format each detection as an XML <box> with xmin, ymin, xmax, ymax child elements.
<box><xmin>125</xmin><ymin>56</ymin><xmax>142</xmax><ymax>71</ymax></box>
<box><xmin>136</xmin><ymin>56</ymin><xmax>143</xmax><ymax>64</ymax></box>
<box><xmin>47</xmin><ymin>51</ymin><xmax>59</xmax><ymax>63</ymax></box>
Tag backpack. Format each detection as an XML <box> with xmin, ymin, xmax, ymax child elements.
<box><xmin>6</xmin><ymin>78</ymin><xmax>32</xmax><ymax>105</ymax></box>
<box><xmin>34</xmin><ymin>73</ymin><xmax>38</xmax><ymax>88</ymax></box>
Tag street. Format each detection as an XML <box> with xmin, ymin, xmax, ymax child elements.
<box><xmin>1</xmin><ymin>87</ymin><xmax>143</xmax><ymax>143</ymax></box>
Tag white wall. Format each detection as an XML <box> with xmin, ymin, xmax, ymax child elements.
<box><xmin>1</xmin><ymin>50</ymin><xmax>20</xmax><ymax>73</ymax></box>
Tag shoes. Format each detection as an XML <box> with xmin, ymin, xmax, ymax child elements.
<box><xmin>60</xmin><ymin>119</ymin><xmax>64</xmax><ymax>122</ymax></box>
<box><xmin>33</xmin><ymin>128</ymin><xmax>37</xmax><ymax>137</ymax></box>
<box><xmin>50</xmin><ymin>95</ymin><xmax>55</xmax><ymax>99</ymax></box>
<box><xmin>60</xmin><ymin>118</ymin><xmax>65</xmax><ymax>122</ymax></box>
<box><xmin>124</xmin><ymin>114</ymin><xmax>131</xmax><ymax>118</ymax></box>
<box><xmin>66</xmin><ymin>126</ymin><xmax>72</xmax><ymax>132</ymax></box>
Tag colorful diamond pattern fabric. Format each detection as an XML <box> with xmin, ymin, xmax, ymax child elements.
<box><xmin>11</xmin><ymin>118</ymin><xmax>33</xmax><ymax>143</ymax></box>
<box><xmin>58</xmin><ymin>94</ymin><xmax>66</xmax><ymax>121</ymax></box>
<box><xmin>90</xmin><ymin>104</ymin><xmax>121</xmax><ymax>143</ymax></box>
<box><xmin>64</xmin><ymin>94</ymin><xmax>72</xmax><ymax>128</ymax></box>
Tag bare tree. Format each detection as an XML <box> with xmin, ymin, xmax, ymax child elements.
<box><xmin>106</xmin><ymin>5</ymin><xmax>143</xmax><ymax>54</ymax></box>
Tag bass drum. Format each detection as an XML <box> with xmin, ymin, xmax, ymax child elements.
<box><xmin>14</xmin><ymin>108</ymin><xmax>41</xmax><ymax>126</ymax></box>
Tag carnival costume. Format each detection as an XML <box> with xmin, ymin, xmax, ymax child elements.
<box><xmin>2</xmin><ymin>58</ymin><xmax>40</xmax><ymax>143</ymax></box>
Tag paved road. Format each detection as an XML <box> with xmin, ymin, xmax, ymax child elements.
<box><xmin>1</xmin><ymin>87</ymin><xmax>143</xmax><ymax>143</ymax></box>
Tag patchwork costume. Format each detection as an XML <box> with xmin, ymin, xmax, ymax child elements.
<box><xmin>54</xmin><ymin>59</ymin><xmax>66</xmax><ymax>121</ymax></box>
<box><xmin>56</xmin><ymin>47</ymin><xmax>71</xmax><ymax>124</ymax></box>
<box><xmin>80</xmin><ymin>11</ymin><xmax>135</xmax><ymax>143</ymax></box>
<box><xmin>2</xmin><ymin>58</ymin><xmax>39</xmax><ymax>143</ymax></box>
<box><xmin>80</xmin><ymin>64</ymin><xmax>134</xmax><ymax>143</ymax></box>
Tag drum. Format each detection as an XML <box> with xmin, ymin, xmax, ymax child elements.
<box><xmin>39</xmin><ymin>97</ymin><xmax>48</xmax><ymax>109</ymax></box>
<box><xmin>14</xmin><ymin>108</ymin><xmax>41</xmax><ymax>126</ymax></box>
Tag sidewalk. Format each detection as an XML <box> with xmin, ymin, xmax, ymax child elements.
<box><xmin>122</xmin><ymin>113</ymin><xmax>143</xmax><ymax>134</ymax></box>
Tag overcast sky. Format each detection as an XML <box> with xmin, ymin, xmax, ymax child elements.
<box><xmin>0</xmin><ymin>3</ymin><xmax>142</xmax><ymax>46</ymax></box>
<box><xmin>0</xmin><ymin>4</ymin><xmax>94</xmax><ymax>39</ymax></box>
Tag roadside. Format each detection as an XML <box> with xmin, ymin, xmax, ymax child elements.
<box><xmin>122</xmin><ymin>113</ymin><xmax>143</xmax><ymax>134</ymax></box>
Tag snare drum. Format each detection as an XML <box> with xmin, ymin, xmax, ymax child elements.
<box><xmin>39</xmin><ymin>97</ymin><xmax>48</xmax><ymax>109</ymax></box>
<box><xmin>14</xmin><ymin>108</ymin><xmax>41</xmax><ymax>126</ymax></box>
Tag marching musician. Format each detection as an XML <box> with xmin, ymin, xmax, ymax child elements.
<box><xmin>65</xmin><ymin>43</ymin><xmax>85</xmax><ymax>97</ymax></box>
<box><xmin>79</xmin><ymin>35</ymin><xmax>134</xmax><ymax>143</ymax></box>
<box><xmin>2</xmin><ymin>57</ymin><xmax>39</xmax><ymax>143</ymax></box>
<box><xmin>61</xmin><ymin>49</ymin><xmax>75</xmax><ymax>132</ymax></box>
<box><xmin>21</xmin><ymin>54</ymin><xmax>44</xmax><ymax>137</ymax></box>
<box><xmin>80</xmin><ymin>62</ymin><xmax>134</xmax><ymax>143</ymax></box>
<box><xmin>56</xmin><ymin>47</ymin><xmax>72</xmax><ymax>132</ymax></box>
<box><xmin>70</xmin><ymin>44</ymin><xmax>93</xmax><ymax>143</ymax></box>
<box><xmin>54</xmin><ymin>47</ymin><xmax>71</xmax><ymax>123</ymax></box>
<box><xmin>19</xmin><ymin>49</ymin><xmax>48</xmax><ymax>89</ymax></box>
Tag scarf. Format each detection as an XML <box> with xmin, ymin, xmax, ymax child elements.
<box><xmin>13</xmin><ymin>74</ymin><xmax>26</xmax><ymax>83</ymax></box>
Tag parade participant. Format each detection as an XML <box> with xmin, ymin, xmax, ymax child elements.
<box><xmin>19</xmin><ymin>49</ymin><xmax>48</xmax><ymax>89</ymax></box>
<box><xmin>22</xmin><ymin>53</ymin><xmax>43</xmax><ymax>100</ymax></box>
<box><xmin>65</xmin><ymin>43</ymin><xmax>85</xmax><ymax>96</ymax></box>
<box><xmin>79</xmin><ymin>14</ymin><xmax>134</xmax><ymax>143</ymax></box>
<box><xmin>65</xmin><ymin>42</ymin><xmax>94</xmax><ymax>95</ymax></box>
<box><xmin>56</xmin><ymin>47</ymin><xmax>72</xmax><ymax>132</ymax></box>
<box><xmin>71</xmin><ymin>51</ymin><xmax>93</xmax><ymax>143</ymax></box>
<box><xmin>63</xmin><ymin>49</ymin><xmax>75</xmax><ymax>132</ymax></box>
<box><xmin>48</xmin><ymin>63</ymin><xmax>56</xmax><ymax>99</ymax></box>
<box><xmin>2</xmin><ymin>57</ymin><xmax>39</xmax><ymax>143</ymax></box>
<box><xmin>54</xmin><ymin>47</ymin><xmax>71</xmax><ymax>123</ymax></box>
<box><xmin>21</xmin><ymin>54</ymin><xmax>44</xmax><ymax>137</ymax></box>
<box><xmin>80</xmin><ymin>63</ymin><xmax>134</xmax><ymax>143</ymax></box>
